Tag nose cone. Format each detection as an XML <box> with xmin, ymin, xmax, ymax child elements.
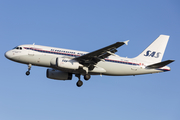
<box><xmin>5</xmin><ymin>51</ymin><xmax>12</xmax><ymax>59</ymax></box>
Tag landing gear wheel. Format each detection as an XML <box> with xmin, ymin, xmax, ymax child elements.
<box><xmin>76</xmin><ymin>80</ymin><xmax>83</xmax><ymax>87</ymax></box>
<box><xmin>84</xmin><ymin>74</ymin><xmax>91</xmax><ymax>81</ymax></box>
<box><xmin>26</xmin><ymin>71</ymin><xmax>30</xmax><ymax>76</ymax></box>
<box><xmin>26</xmin><ymin>64</ymin><xmax>31</xmax><ymax>76</ymax></box>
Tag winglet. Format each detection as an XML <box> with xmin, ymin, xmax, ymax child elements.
<box><xmin>124</xmin><ymin>40</ymin><xmax>129</xmax><ymax>45</ymax></box>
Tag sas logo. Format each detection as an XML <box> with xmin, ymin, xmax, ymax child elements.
<box><xmin>144</xmin><ymin>50</ymin><xmax>161</xmax><ymax>58</ymax></box>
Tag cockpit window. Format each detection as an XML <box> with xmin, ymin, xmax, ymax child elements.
<box><xmin>13</xmin><ymin>46</ymin><xmax>22</xmax><ymax>50</ymax></box>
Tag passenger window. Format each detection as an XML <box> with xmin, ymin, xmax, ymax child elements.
<box><xmin>20</xmin><ymin>47</ymin><xmax>22</xmax><ymax>50</ymax></box>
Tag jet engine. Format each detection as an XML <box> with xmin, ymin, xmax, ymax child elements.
<box><xmin>46</xmin><ymin>69</ymin><xmax>72</xmax><ymax>80</ymax></box>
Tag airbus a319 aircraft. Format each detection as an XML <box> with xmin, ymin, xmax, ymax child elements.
<box><xmin>5</xmin><ymin>35</ymin><xmax>174</xmax><ymax>87</ymax></box>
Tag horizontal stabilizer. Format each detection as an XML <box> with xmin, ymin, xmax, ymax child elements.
<box><xmin>146</xmin><ymin>60</ymin><xmax>175</xmax><ymax>69</ymax></box>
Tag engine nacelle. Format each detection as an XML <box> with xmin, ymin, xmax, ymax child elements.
<box><xmin>46</xmin><ymin>69</ymin><xmax>72</xmax><ymax>80</ymax></box>
<box><xmin>56</xmin><ymin>58</ymin><xmax>82</xmax><ymax>70</ymax></box>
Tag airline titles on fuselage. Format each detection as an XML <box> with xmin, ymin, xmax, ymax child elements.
<box><xmin>50</xmin><ymin>49</ymin><xmax>85</xmax><ymax>56</ymax></box>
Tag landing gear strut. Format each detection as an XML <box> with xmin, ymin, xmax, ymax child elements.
<box><xmin>26</xmin><ymin>64</ymin><xmax>31</xmax><ymax>76</ymax></box>
<box><xmin>75</xmin><ymin>74</ymin><xmax>83</xmax><ymax>87</ymax></box>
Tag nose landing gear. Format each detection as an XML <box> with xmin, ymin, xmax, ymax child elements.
<box><xmin>26</xmin><ymin>64</ymin><xmax>31</xmax><ymax>76</ymax></box>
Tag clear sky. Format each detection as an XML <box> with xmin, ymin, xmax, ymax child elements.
<box><xmin>0</xmin><ymin>0</ymin><xmax>179</xmax><ymax>120</ymax></box>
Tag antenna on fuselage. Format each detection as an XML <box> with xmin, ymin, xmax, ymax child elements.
<box><xmin>33</xmin><ymin>43</ymin><xmax>35</xmax><ymax>45</ymax></box>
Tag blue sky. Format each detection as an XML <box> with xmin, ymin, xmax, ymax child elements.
<box><xmin>0</xmin><ymin>0</ymin><xmax>179</xmax><ymax>120</ymax></box>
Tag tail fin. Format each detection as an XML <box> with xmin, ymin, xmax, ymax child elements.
<box><xmin>135</xmin><ymin>35</ymin><xmax>170</xmax><ymax>63</ymax></box>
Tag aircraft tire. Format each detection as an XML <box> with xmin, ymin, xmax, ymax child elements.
<box><xmin>26</xmin><ymin>71</ymin><xmax>30</xmax><ymax>76</ymax></box>
<box><xmin>84</xmin><ymin>74</ymin><xmax>91</xmax><ymax>81</ymax></box>
<box><xmin>76</xmin><ymin>80</ymin><xmax>83</xmax><ymax>87</ymax></box>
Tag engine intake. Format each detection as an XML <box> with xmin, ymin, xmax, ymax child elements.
<box><xmin>46</xmin><ymin>69</ymin><xmax>72</xmax><ymax>80</ymax></box>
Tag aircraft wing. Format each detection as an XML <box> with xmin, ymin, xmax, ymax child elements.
<box><xmin>74</xmin><ymin>40</ymin><xmax>129</xmax><ymax>68</ymax></box>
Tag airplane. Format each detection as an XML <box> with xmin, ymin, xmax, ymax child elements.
<box><xmin>5</xmin><ymin>35</ymin><xmax>174</xmax><ymax>87</ymax></box>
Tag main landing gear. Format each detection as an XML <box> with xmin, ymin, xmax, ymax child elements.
<box><xmin>26</xmin><ymin>64</ymin><xmax>31</xmax><ymax>76</ymax></box>
<box><xmin>75</xmin><ymin>74</ymin><xmax>83</xmax><ymax>87</ymax></box>
<box><xmin>75</xmin><ymin>74</ymin><xmax>91</xmax><ymax>87</ymax></box>
<box><xmin>84</xmin><ymin>74</ymin><xmax>91</xmax><ymax>80</ymax></box>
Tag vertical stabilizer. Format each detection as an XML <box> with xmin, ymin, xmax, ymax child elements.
<box><xmin>135</xmin><ymin>35</ymin><xmax>170</xmax><ymax>63</ymax></box>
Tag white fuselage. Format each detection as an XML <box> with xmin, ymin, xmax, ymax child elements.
<box><xmin>5</xmin><ymin>44</ymin><xmax>170</xmax><ymax>76</ymax></box>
